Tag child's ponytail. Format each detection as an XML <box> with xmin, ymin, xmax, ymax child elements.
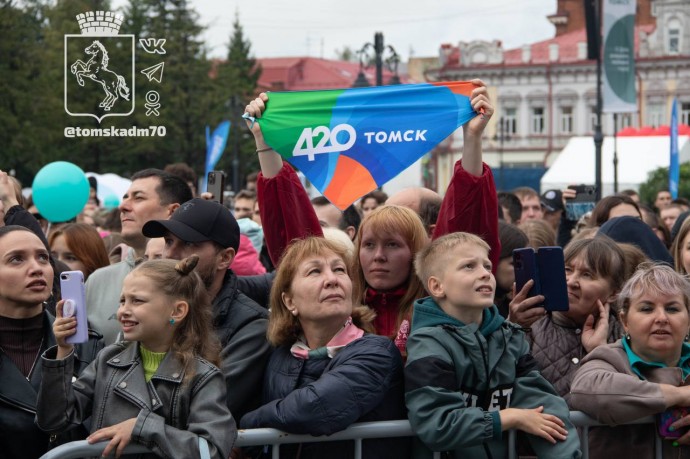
<box><xmin>174</xmin><ymin>255</ymin><xmax>199</xmax><ymax>276</ymax></box>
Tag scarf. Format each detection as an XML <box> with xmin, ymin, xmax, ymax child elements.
<box><xmin>290</xmin><ymin>317</ymin><xmax>364</xmax><ymax>360</ymax></box>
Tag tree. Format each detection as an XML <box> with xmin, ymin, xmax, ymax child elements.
<box><xmin>0</xmin><ymin>0</ymin><xmax>116</xmax><ymax>184</ymax></box>
<box><xmin>638</xmin><ymin>162</ymin><xmax>690</xmax><ymax>207</ymax></box>
<box><xmin>211</xmin><ymin>11</ymin><xmax>261</xmax><ymax>191</ymax></box>
<box><xmin>116</xmin><ymin>0</ymin><xmax>216</xmax><ymax>175</ymax></box>
<box><xmin>335</xmin><ymin>46</ymin><xmax>356</xmax><ymax>62</ymax></box>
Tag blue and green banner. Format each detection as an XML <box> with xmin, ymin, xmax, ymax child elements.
<box><xmin>258</xmin><ymin>81</ymin><xmax>479</xmax><ymax>209</ymax></box>
<box><xmin>603</xmin><ymin>0</ymin><xmax>637</xmax><ymax>113</ymax></box>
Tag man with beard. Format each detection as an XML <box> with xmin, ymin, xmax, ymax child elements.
<box><xmin>142</xmin><ymin>198</ymin><xmax>270</xmax><ymax>421</ymax></box>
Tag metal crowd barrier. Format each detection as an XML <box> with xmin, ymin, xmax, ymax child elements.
<box><xmin>40</xmin><ymin>412</ymin><xmax>661</xmax><ymax>459</ymax></box>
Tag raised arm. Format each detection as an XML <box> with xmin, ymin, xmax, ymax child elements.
<box><xmin>432</xmin><ymin>80</ymin><xmax>500</xmax><ymax>270</ymax></box>
<box><xmin>245</xmin><ymin>93</ymin><xmax>282</xmax><ymax>179</ymax></box>
<box><xmin>244</xmin><ymin>93</ymin><xmax>323</xmax><ymax>265</ymax></box>
<box><xmin>461</xmin><ymin>79</ymin><xmax>493</xmax><ymax>177</ymax></box>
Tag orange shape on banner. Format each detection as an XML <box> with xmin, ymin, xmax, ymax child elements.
<box><xmin>324</xmin><ymin>156</ymin><xmax>377</xmax><ymax>210</ymax></box>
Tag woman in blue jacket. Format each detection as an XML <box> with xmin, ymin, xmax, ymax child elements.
<box><xmin>240</xmin><ymin>237</ymin><xmax>408</xmax><ymax>458</ymax></box>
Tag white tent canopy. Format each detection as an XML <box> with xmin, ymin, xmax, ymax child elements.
<box><xmin>541</xmin><ymin>136</ymin><xmax>690</xmax><ymax>196</ymax></box>
<box><xmin>85</xmin><ymin>172</ymin><xmax>131</xmax><ymax>207</ymax></box>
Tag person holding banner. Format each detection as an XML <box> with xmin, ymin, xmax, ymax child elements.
<box><xmin>244</xmin><ymin>79</ymin><xmax>498</xmax><ymax>356</ymax></box>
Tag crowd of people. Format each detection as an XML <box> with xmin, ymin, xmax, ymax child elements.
<box><xmin>2</xmin><ymin>80</ymin><xmax>690</xmax><ymax>458</ymax></box>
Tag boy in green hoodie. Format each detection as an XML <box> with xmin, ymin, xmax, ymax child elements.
<box><xmin>405</xmin><ymin>232</ymin><xmax>581</xmax><ymax>458</ymax></box>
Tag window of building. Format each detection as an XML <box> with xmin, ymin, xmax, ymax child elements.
<box><xmin>615</xmin><ymin>113</ymin><xmax>634</xmax><ymax>131</ymax></box>
<box><xmin>669</xmin><ymin>29</ymin><xmax>680</xmax><ymax>54</ymax></box>
<box><xmin>647</xmin><ymin>103</ymin><xmax>665</xmax><ymax>127</ymax></box>
<box><xmin>681</xmin><ymin>102</ymin><xmax>690</xmax><ymax>125</ymax></box>
<box><xmin>530</xmin><ymin>107</ymin><xmax>545</xmax><ymax>134</ymax></box>
<box><xmin>504</xmin><ymin>107</ymin><xmax>517</xmax><ymax>135</ymax></box>
<box><xmin>559</xmin><ymin>106</ymin><xmax>573</xmax><ymax>134</ymax></box>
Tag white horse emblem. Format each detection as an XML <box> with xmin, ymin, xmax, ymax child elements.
<box><xmin>70</xmin><ymin>40</ymin><xmax>130</xmax><ymax>111</ymax></box>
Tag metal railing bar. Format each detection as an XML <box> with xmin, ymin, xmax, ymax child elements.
<box><xmin>39</xmin><ymin>412</ymin><xmax>662</xmax><ymax>459</ymax></box>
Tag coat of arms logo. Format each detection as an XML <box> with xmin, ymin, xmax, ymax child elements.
<box><xmin>64</xmin><ymin>11</ymin><xmax>135</xmax><ymax>123</ymax></box>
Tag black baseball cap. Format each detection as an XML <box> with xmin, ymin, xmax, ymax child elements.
<box><xmin>540</xmin><ymin>189</ymin><xmax>565</xmax><ymax>213</ymax></box>
<box><xmin>142</xmin><ymin>198</ymin><xmax>240</xmax><ymax>251</ymax></box>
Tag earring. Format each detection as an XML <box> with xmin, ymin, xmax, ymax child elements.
<box><xmin>625</xmin><ymin>333</ymin><xmax>631</xmax><ymax>341</ymax></box>
<box><xmin>169</xmin><ymin>318</ymin><xmax>175</xmax><ymax>325</ymax></box>
<box><xmin>686</xmin><ymin>333</ymin><xmax>689</xmax><ymax>341</ymax></box>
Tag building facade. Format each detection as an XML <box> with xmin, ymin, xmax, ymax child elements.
<box><xmin>424</xmin><ymin>0</ymin><xmax>690</xmax><ymax>193</ymax></box>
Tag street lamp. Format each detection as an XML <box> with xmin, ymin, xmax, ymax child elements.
<box><xmin>352</xmin><ymin>32</ymin><xmax>401</xmax><ymax>87</ymax></box>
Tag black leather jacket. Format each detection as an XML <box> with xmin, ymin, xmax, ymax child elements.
<box><xmin>36</xmin><ymin>341</ymin><xmax>235</xmax><ymax>459</ymax></box>
<box><xmin>0</xmin><ymin>311</ymin><xmax>102</xmax><ymax>459</ymax></box>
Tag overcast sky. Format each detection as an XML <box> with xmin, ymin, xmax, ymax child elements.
<box><xmin>114</xmin><ymin>0</ymin><xmax>557</xmax><ymax>61</ymax></box>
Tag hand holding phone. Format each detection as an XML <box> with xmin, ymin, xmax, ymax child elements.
<box><xmin>510</xmin><ymin>248</ymin><xmax>546</xmax><ymax>327</ymax></box>
<box><xmin>207</xmin><ymin>171</ymin><xmax>226</xmax><ymax>204</ymax></box>
<box><xmin>512</xmin><ymin>247</ymin><xmax>568</xmax><ymax>312</ymax></box>
<box><xmin>60</xmin><ymin>271</ymin><xmax>88</xmax><ymax>344</ymax></box>
<box><xmin>565</xmin><ymin>184</ymin><xmax>597</xmax><ymax>221</ymax></box>
<box><xmin>658</xmin><ymin>406</ymin><xmax>690</xmax><ymax>438</ymax></box>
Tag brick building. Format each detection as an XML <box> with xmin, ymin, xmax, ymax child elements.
<box><xmin>423</xmin><ymin>0</ymin><xmax>690</xmax><ymax>193</ymax></box>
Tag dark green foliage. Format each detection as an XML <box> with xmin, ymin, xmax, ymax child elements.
<box><xmin>210</xmin><ymin>11</ymin><xmax>262</xmax><ymax>191</ymax></box>
<box><xmin>639</xmin><ymin>162</ymin><xmax>690</xmax><ymax>207</ymax></box>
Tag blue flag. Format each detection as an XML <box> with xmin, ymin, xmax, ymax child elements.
<box><xmin>670</xmin><ymin>98</ymin><xmax>679</xmax><ymax>199</ymax></box>
<box><xmin>204</xmin><ymin>121</ymin><xmax>231</xmax><ymax>188</ymax></box>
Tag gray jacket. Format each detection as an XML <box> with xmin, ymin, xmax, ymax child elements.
<box><xmin>571</xmin><ymin>341</ymin><xmax>690</xmax><ymax>458</ymax></box>
<box><xmin>86</xmin><ymin>248</ymin><xmax>137</xmax><ymax>344</ymax></box>
<box><xmin>36</xmin><ymin>342</ymin><xmax>236</xmax><ymax>459</ymax></box>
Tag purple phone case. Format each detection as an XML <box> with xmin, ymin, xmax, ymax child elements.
<box><xmin>60</xmin><ymin>271</ymin><xmax>88</xmax><ymax>344</ymax></box>
<box><xmin>513</xmin><ymin>248</ymin><xmax>540</xmax><ymax>298</ymax></box>
<box><xmin>658</xmin><ymin>406</ymin><xmax>689</xmax><ymax>438</ymax></box>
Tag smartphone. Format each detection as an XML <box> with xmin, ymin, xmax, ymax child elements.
<box><xmin>658</xmin><ymin>406</ymin><xmax>690</xmax><ymax>438</ymax></box>
<box><xmin>60</xmin><ymin>271</ymin><xmax>88</xmax><ymax>344</ymax></box>
<box><xmin>513</xmin><ymin>248</ymin><xmax>540</xmax><ymax>299</ymax></box>
<box><xmin>207</xmin><ymin>171</ymin><xmax>226</xmax><ymax>204</ymax></box>
<box><xmin>513</xmin><ymin>247</ymin><xmax>569</xmax><ymax>312</ymax></box>
<box><xmin>565</xmin><ymin>184</ymin><xmax>597</xmax><ymax>221</ymax></box>
<box><xmin>536</xmin><ymin>247</ymin><xmax>569</xmax><ymax>311</ymax></box>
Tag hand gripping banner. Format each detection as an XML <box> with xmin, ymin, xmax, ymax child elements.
<box><xmin>258</xmin><ymin>81</ymin><xmax>479</xmax><ymax>210</ymax></box>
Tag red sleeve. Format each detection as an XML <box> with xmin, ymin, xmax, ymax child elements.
<box><xmin>257</xmin><ymin>162</ymin><xmax>324</xmax><ymax>266</ymax></box>
<box><xmin>432</xmin><ymin>160</ymin><xmax>501</xmax><ymax>273</ymax></box>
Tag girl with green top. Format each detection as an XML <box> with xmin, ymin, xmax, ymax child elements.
<box><xmin>37</xmin><ymin>255</ymin><xmax>236</xmax><ymax>459</ymax></box>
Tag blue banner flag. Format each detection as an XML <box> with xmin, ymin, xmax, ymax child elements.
<box><xmin>204</xmin><ymin>120</ymin><xmax>231</xmax><ymax>188</ymax></box>
<box><xmin>670</xmin><ymin>98</ymin><xmax>679</xmax><ymax>199</ymax></box>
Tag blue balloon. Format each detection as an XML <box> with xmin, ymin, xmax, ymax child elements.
<box><xmin>103</xmin><ymin>194</ymin><xmax>120</xmax><ymax>209</ymax></box>
<box><xmin>32</xmin><ymin>161</ymin><xmax>90</xmax><ymax>223</ymax></box>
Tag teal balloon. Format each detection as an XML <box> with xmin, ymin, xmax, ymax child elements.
<box><xmin>32</xmin><ymin>161</ymin><xmax>90</xmax><ymax>222</ymax></box>
<box><xmin>103</xmin><ymin>194</ymin><xmax>120</xmax><ymax>209</ymax></box>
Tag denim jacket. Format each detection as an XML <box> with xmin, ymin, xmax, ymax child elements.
<box><xmin>36</xmin><ymin>341</ymin><xmax>236</xmax><ymax>459</ymax></box>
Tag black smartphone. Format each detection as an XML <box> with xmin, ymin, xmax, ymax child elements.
<box><xmin>565</xmin><ymin>184</ymin><xmax>597</xmax><ymax>221</ymax></box>
<box><xmin>207</xmin><ymin>171</ymin><xmax>226</xmax><ymax>204</ymax></box>
<box><xmin>536</xmin><ymin>246</ymin><xmax>569</xmax><ymax>311</ymax></box>
<box><xmin>513</xmin><ymin>248</ymin><xmax>540</xmax><ymax>299</ymax></box>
